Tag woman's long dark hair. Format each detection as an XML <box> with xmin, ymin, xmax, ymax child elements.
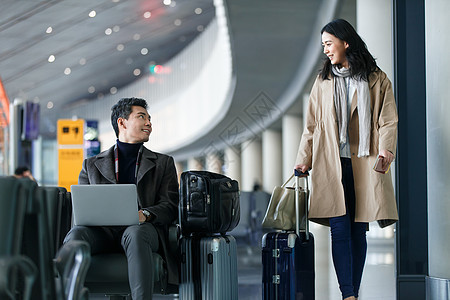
<box><xmin>319</xmin><ymin>19</ymin><xmax>378</xmax><ymax>80</ymax></box>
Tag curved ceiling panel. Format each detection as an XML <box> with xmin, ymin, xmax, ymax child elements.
<box><xmin>168</xmin><ymin>0</ymin><xmax>341</xmax><ymax>160</ymax></box>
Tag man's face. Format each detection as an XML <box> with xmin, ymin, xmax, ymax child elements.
<box><xmin>118</xmin><ymin>105</ymin><xmax>152</xmax><ymax>143</ymax></box>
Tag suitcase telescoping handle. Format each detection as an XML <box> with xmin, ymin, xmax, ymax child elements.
<box><xmin>294</xmin><ymin>169</ymin><xmax>310</xmax><ymax>240</ymax></box>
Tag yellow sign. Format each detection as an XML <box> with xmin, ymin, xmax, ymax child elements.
<box><xmin>58</xmin><ymin>148</ymin><xmax>84</xmax><ymax>191</ymax></box>
<box><xmin>57</xmin><ymin>119</ymin><xmax>84</xmax><ymax>145</ymax></box>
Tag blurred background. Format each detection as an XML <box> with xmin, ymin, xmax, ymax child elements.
<box><xmin>0</xmin><ymin>0</ymin><xmax>448</xmax><ymax>299</ymax></box>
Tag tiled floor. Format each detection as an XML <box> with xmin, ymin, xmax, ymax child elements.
<box><xmin>90</xmin><ymin>223</ymin><xmax>396</xmax><ymax>300</ymax></box>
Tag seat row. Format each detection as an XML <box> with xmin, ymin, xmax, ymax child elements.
<box><xmin>0</xmin><ymin>177</ymin><xmax>90</xmax><ymax>300</ymax></box>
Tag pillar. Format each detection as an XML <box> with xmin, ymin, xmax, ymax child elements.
<box><xmin>187</xmin><ymin>157</ymin><xmax>203</xmax><ymax>171</ymax></box>
<box><xmin>282</xmin><ymin>114</ymin><xmax>302</xmax><ymax>182</ymax></box>
<box><xmin>262</xmin><ymin>130</ymin><xmax>282</xmax><ymax>193</ymax></box>
<box><xmin>224</xmin><ymin>147</ymin><xmax>241</xmax><ymax>184</ymax></box>
<box><xmin>240</xmin><ymin>138</ymin><xmax>262</xmax><ymax>192</ymax></box>
<box><xmin>205</xmin><ymin>152</ymin><xmax>222</xmax><ymax>174</ymax></box>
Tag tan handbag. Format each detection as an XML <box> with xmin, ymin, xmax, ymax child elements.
<box><xmin>262</xmin><ymin>174</ymin><xmax>306</xmax><ymax>231</ymax></box>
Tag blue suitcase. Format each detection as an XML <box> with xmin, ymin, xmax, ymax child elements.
<box><xmin>262</xmin><ymin>171</ymin><xmax>315</xmax><ymax>300</ymax></box>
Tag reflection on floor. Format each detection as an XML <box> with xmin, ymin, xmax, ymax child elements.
<box><xmin>91</xmin><ymin>223</ymin><xmax>396</xmax><ymax>300</ymax></box>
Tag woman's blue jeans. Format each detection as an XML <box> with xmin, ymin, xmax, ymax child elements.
<box><xmin>329</xmin><ymin>158</ymin><xmax>368</xmax><ymax>299</ymax></box>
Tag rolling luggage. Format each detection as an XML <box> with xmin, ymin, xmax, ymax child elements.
<box><xmin>179</xmin><ymin>170</ymin><xmax>240</xmax><ymax>235</ymax></box>
<box><xmin>262</xmin><ymin>170</ymin><xmax>315</xmax><ymax>300</ymax></box>
<box><xmin>180</xmin><ymin>234</ymin><xmax>238</xmax><ymax>300</ymax></box>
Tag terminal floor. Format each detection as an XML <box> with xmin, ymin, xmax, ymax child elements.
<box><xmin>91</xmin><ymin>224</ymin><xmax>396</xmax><ymax>300</ymax></box>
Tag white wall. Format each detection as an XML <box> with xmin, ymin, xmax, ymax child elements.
<box><xmin>425</xmin><ymin>0</ymin><xmax>450</xmax><ymax>280</ymax></box>
<box><xmin>357</xmin><ymin>0</ymin><xmax>393</xmax><ymax>80</ymax></box>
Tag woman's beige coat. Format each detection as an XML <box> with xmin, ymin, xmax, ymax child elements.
<box><xmin>296</xmin><ymin>69</ymin><xmax>398</xmax><ymax>228</ymax></box>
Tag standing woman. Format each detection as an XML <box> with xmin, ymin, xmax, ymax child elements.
<box><xmin>295</xmin><ymin>19</ymin><xmax>398</xmax><ymax>300</ymax></box>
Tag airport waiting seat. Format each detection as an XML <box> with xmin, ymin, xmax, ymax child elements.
<box><xmin>58</xmin><ymin>193</ymin><xmax>180</xmax><ymax>299</ymax></box>
<box><xmin>84</xmin><ymin>225</ymin><xmax>180</xmax><ymax>298</ymax></box>
<box><xmin>0</xmin><ymin>176</ymin><xmax>37</xmax><ymax>300</ymax></box>
<box><xmin>20</xmin><ymin>181</ymin><xmax>91</xmax><ymax>300</ymax></box>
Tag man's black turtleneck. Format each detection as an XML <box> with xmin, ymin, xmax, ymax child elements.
<box><xmin>116</xmin><ymin>140</ymin><xmax>143</xmax><ymax>184</ymax></box>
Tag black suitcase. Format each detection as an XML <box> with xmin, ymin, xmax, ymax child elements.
<box><xmin>262</xmin><ymin>170</ymin><xmax>315</xmax><ymax>300</ymax></box>
<box><xmin>179</xmin><ymin>171</ymin><xmax>240</xmax><ymax>235</ymax></box>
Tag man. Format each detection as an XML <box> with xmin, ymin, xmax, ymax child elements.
<box><xmin>14</xmin><ymin>165</ymin><xmax>35</xmax><ymax>181</ymax></box>
<box><xmin>64</xmin><ymin>98</ymin><xmax>179</xmax><ymax>299</ymax></box>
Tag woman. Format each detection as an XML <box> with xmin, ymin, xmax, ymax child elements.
<box><xmin>295</xmin><ymin>19</ymin><xmax>398</xmax><ymax>300</ymax></box>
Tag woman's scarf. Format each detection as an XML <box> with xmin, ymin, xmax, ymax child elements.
<box><xmin>332</xmin><ymin>65</ymin><xmax>371</xmax><ymax>157</ymax></box>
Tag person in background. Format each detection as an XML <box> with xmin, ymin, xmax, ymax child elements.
<box><xmin>14</xmin><ymin>165</ymin><xmax>35</xmax><ymax>181</ymax></box>
<box><xmin>294</xmin><ymin>19</ymin><xmax>398</xmax><ymax>300</ymax></box>
<box><xmin>64</xmin><ymin>97</ymin><xmax>179</xmax><ymax>300</ymax></box>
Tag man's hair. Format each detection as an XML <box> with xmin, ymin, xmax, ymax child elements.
<box><xmin>15</xmin><ymin>166</ymin><xmax>30</xmax><ymax>176</ymax></box>
<box><xmin>111</xmin><ymin>97</ymin><xmax>148</xmax><ymax>138</ymax></box>
<box><xmin>319</xmin><ymin>19</ymin><xmax>378</xmax><ymax>81</ymax></box>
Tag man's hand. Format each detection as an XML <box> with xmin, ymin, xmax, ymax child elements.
<box><xmin>138</xmin><ymin>210</ymin><xmax>147</xmax><ymax>223</ymax></box>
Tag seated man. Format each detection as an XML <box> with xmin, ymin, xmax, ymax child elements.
<box><xmin>64</xmin><ymin>97</ymin><xmax>179</xmax><ymax>299</ymax></box>
<box><xmin>14</xmin><ymin>165</ymin><xmax>35</xmax><ymax>181</ymax></box>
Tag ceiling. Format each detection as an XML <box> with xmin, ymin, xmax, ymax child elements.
<box><xmin>0</xmin><ymin>0</ymin><xmax>353</xmax><ymax>158</ymax></box>
<box><xmin>0</xmin><ymin>0</ymin><xmax>214</xmax><ymax>138</ymax></box>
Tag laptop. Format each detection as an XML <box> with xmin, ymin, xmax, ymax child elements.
<box><xmin>71</xmin><ymin>184</ymin><xmax>140</xmax><ymax>226</ymax></box>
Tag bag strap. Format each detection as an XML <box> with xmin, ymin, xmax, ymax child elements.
<box><xmin>280</xmin><ymin>173</ymin><xmax>295</xmax><ymax>188</ymax></box>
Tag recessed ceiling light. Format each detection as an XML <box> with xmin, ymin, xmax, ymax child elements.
<box><xmin>105</xmin><ymin>28</ymin><xmax>112</xmax><ymax>35</ymax></box>
<box><xmin>141</xmin><ymin>48</ymin><xmax>149</xmax><ymax>55</ymax></box>
<box><xmin>117</xmin><ymin>44</ymin><xmax>125</xmax><ymax>51</ymax></box>
<box><xmin>133</xmin><ymin>33</ymin><xmax>141</xmax><ymax>41</ymax></box>
<box><xmin>89</xmin><ymin>11</ymin><xmax>96</xmax><ymax>18</ymax></box>
<box><xmin>88</xmin><ymin>86</ymin><xmax>95</xmax><ymax>93</ymax></box>
<box><xmin>79</xmin><ymin>58</ymin><xmax>87</xmax><ymax>65</ymax></box>
<box><xmin>110</xmin><ymin>87</ymin><xmax>118</xmax><ymax>94</ymax></box>
<box><xmin>47</xmin><ymin>101</ymin><xmax>54</xmax><ymax>109</ymax></box>
<box><xmin>195</xmin><ymin>8</ymin><xmax>202</xmax><ymax>14</ymax></box>
<box><xmin>64</xmin><ymin>68</ymin><xmax>71</xmax><ymax>75</ymax></box>
<box><xmin>48</xmin><ymin>55</ymin><xmax>55</xmax><ymax>63</ymax></box>
<box><xmin>113</xmin><ymin>25</ymin><xmax>120</xmax><ymax>32</ymax></box>
<box><xmin>46</xmin><ymin>27</ymin><xmax>53</xmax><ymax>34</ymax></box>
<box><xmin>143</xmin><ymin>11</ymin><xmax>151</xmax><ymax>19</ymax></box>
<box><xmin>174</xmin><ymin>19</ymin><xmax>181</xmax><ymax>26</ymax></box>
<box><xmin>133</xmin><ymin>69</ymin><xmax>141</xmax><ymax>76</ymax></box>
<box><xmin>163</xmin><ymin>0</ymin><xmax>171</xmax><ymax>6</ymax></box>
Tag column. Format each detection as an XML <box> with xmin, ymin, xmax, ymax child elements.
<box><xmin>282</xmin><ymin>114</ymin><xmax>302</xmax><ymax>182</ymax></box>
<box><xmin>174</xmin><ymin>161</ymin><xmax>184</xmax><ymax>181</ymax></box>
<box><xmin>262</xmin><ymin>130</ymin><xmax>282</xmax><ymax>193</ymax></box>
<box><xmin>240</xmin><ymin>138</ymin><xmax>262</xmax><ymax>192</ymax></box>
<box><xmin>205</xmin><ymin>152</ymin><xmax>222</xmax><ymax>174</ymax></box>
<box><xmin>187</xmin><ymin>157</ymin><xmax>203</xmax><ymax>171</ymax></box>
<box><xmin>393</xmin><ymin>1</ymin><xmax>428</xmax><ymax>299</ymax></box>
<box><xmin>224</xmin><ymin>147</ymin><xmax>241</xmax><ymax>184</ymax></box>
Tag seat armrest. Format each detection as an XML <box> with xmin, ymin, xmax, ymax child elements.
<box><xmin>53</xmin><ymin>240</ymin><xmax>91</xmax><ymax>300</ymax></box>
<box><xmin>168</xmin><ymin>224</ymin><xmax>180</xmax><ymax>254</ymax></box>
<box><xmin>0</xmin><ymin>255</ymin><xmax>37</xmax><ymax>300</ymax></box>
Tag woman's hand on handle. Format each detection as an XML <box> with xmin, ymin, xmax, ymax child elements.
<box><xmin>294</xmin><ymin>164</ymin><xmax>310</xmax><ymax>176</ymax></box>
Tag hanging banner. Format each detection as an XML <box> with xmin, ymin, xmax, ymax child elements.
<box><xmin>0</xmin><ymin>77</ymin><xmax>10</xmax><ymax>128</ymax></box>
